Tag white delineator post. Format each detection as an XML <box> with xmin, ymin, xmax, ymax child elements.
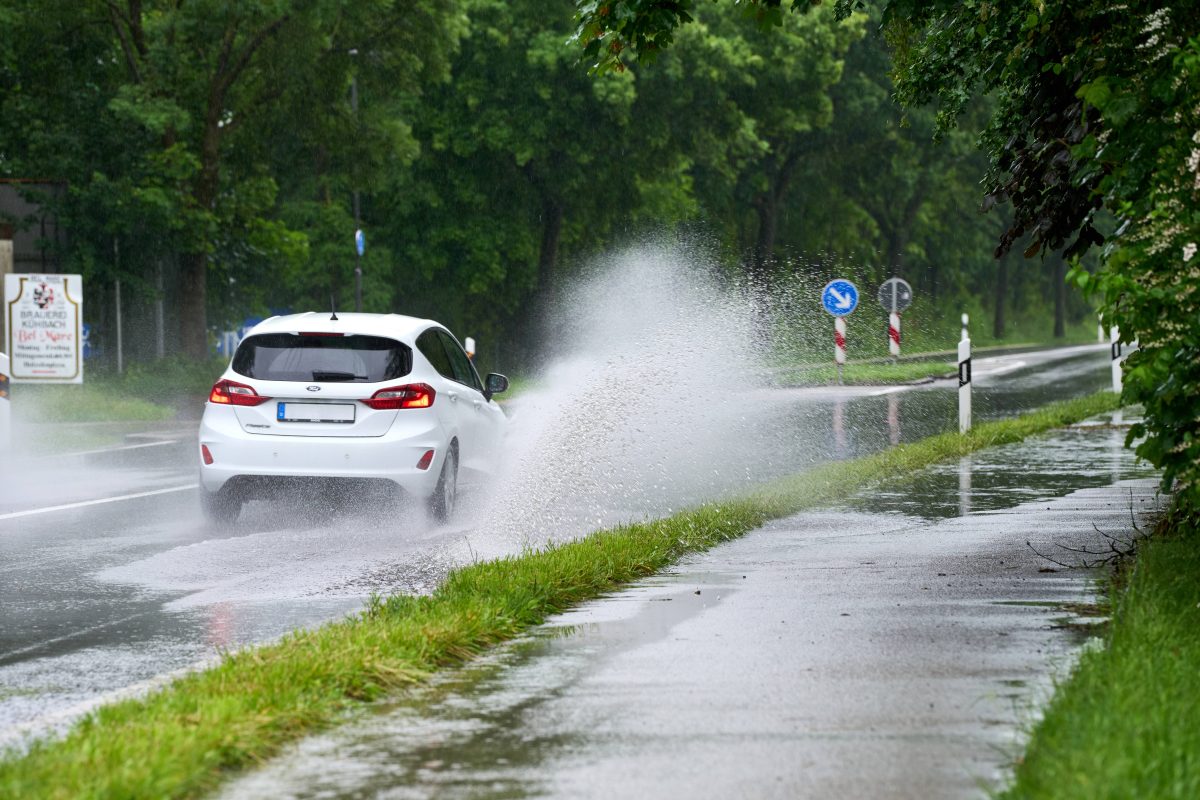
<box><xmin>1110</xmin><ymin>325</ymin><xmax>1122</xmax><ymax>393</ymax></box>
<box><xmin>834</xmin><ymin>316</ymin><xmax>847</xmax><ymax>385</ymax></box>
<box><xmin>889</xmin><ymin>312</ymin><xmax>901</xmax><ymax>358</ymax></box>
<box><xmin>958</xmin><ymin>313</ymin><xmax>972</xmax><ymax>434</ymax></box>
<box><xmin>1098</xmin><ymin>319</ymin><xmax>1106</xmax><ymax>343</ymax></box>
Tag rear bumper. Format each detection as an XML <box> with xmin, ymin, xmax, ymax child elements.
<box><xmin>198</xmin><ymin>404</ymin><xmax>447</xmax><ymax>498</ymax></box>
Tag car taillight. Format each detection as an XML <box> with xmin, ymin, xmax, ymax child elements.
<box><xmin>363</xmin><ymin>383</ymin><xmax>435</xmax><ymax>410</ymax></box>
<box><xmin>209</xmin><ymin>379</ymin><xmax>271</xmax><ymax>407</ymax></box>
<box><xmin>416</xmin><ymin>450</ymin><xmax>435</xmax><ymax>470</ymax></box>
<box><xmin>201</xmin><ymin>444</ymin><xmax>214</xmax><ymax>465</ymax></box>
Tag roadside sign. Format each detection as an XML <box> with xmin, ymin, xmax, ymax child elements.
<box><xmin>4</xmin><ymin>273</ymin><xmax>84</xmax><ymax>384</ymax></box>
<box><xmin>821</xmin><ymin>279</ymin><xmax>858</xmax><ymax>317</ymax></box>
<box><xmin>877</xmin><ymin>277</ymin><xmax>913</xmax><ymax>314</ymax></box>
<box><xmin>355</xmin><ymin>229</ymin><xmax>365</xmax><ymax>257</ymax></box>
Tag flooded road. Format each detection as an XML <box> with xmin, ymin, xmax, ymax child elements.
<box><xmin>218</xmin><ymin>412</ymin><xmax>1160</xmax><ymax>800</ymax></box>
<box><xmin>0</xmin><ymin>342</ymin><xmax>1118</xmax><ymax>748</ymax></box>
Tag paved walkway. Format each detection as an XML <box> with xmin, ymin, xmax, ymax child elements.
<box><xmin>222</xmin><ymin>414</ymin><xmax>1162</xmax><ymax>800</ymax></box>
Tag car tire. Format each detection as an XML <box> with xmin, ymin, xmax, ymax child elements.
<box><xmin>428</xmin><ymin>444</ymin><xmax>458</xmax><ymax>522</ymax></box>
<box><xmin>201</xmin><ymin>486</ymin><xmax>242</xmax><ymax>524</ymax></box>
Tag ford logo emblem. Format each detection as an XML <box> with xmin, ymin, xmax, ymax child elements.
<box><xmin>306</xmin><ymin>385</ymin><xmax>321</xmax><ymax>392</ymax></box>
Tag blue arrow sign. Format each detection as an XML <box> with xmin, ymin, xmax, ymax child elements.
<box><xmin>355</xmin><ymin>229</ymin><xmax>365</xmax><ymax>257</ymax></box>
<box><xmin>821</xmin><ymin>279</ymin><xmax>859</xmax><ymax>317</ymax></box>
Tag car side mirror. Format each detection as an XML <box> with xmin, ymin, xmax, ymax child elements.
<box><xmin>484</xmin><ymin>373</ymin><xmax>509</xmax><ymax>401</ymax></box>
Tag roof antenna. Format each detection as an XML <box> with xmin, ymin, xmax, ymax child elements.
<box><xmin>330</xmin><ymin>294</ymin><xmax>339</xmax><ymax>321</ymax></box>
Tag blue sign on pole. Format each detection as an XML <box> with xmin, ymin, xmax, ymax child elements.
<box><xmin>355</xmin><ymin>229</ymin><xmax>365</xmax><ymax>257</ymax></box>
<box><xmin>821</xmin><ymin>279</ymin><xmax>859</xmax><ymax>317</ymax></box>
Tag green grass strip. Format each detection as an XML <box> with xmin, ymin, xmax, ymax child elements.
<box><xmin>1001</xmin><ymin>505</ymin><xmax>1200</xmax><ymax>799</ymax></box>
<box><xmin>0</xmin><ymin>391</ymin><xmax>1122</xmax><ymax>799</ymax></box>
<box><xmin>777</xmin><ymin>360</ymin><xmax>955</xmax><ymax>386</ymax></box>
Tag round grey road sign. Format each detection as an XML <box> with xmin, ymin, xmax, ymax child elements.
<box><xmin>878</xmin><ymin>277</ymin><xmax>913</xmax><ymax>313</ymax></box>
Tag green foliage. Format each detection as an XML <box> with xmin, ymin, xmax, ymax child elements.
<box><xmin>571</xmin><ymin>0</ymin><xmax>1200</xmax><ymax>508</ymax></box>
<box><xmin>3</xmin><ymin>0</ymin><xmax>1097</xmax><ymax>379</ymax></box>
<box><xmin>1002</xmin><ymin>507</ymin><xmax>1200</xmax><ymax>799</ymax></box>
<box><xmin>0</xmin><ymin>392</ymin><xmax>1120</xmax><ymax>798</ymax></box>
<box><xmin>882</xmin><ymin>2</ymin><xmax>1200</xmax><ymax>506</ymax></box>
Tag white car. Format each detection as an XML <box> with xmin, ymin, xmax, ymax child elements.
<box><xmin>197</xmin><ymin>312</ymin><xmax>508</xmax><ymax>523</ymax></box>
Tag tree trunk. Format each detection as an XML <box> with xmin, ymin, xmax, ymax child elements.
<box><xmin>1053</xmin><ymin>256</ymin><xmax>1066</xmax><ymax>338</ymax></box>
<box><xmin>993</xmin><ymin>252</ymin><xmax>1008</xmax><ymax>339</ymax></box>
<box><xmin>750</xmin><ymin>195</ymin><xmax>778</xmax><ymax>289</ymax></box>
<box><xmin>537</xmin><ymin>197</ymin><xmax>563</xmax><ymax>307</ymax></box>
<box><xmin>179</xmin><ymin>252</ymin><xmax>208</xmax><ymax>358</ymax></box>
<box><xmin>179</xmin><ymin>113</ymin><xmax>223</xmax><ymax>360</ymax></box>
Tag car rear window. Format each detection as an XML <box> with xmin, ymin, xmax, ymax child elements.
<box><xmin>232</xmin><ymin>333</ymin><xmax>412</xmax><ymax>383</ymax></box>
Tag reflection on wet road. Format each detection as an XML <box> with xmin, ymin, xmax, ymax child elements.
<box><xmin>218</xmin><ymin>410</ymin><xmax>1159</xmax><ymax>800</ymax></box>
<box><xmin>0</xmin><ymin>344</ymin><xmax>1126</xmax><ymax>746</ymax></box>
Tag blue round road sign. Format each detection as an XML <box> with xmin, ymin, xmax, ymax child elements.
<box><xmin>821</xmin><ymin>279</ymin><xmax>859</xmax><ymax>317</ymax></box>
<box><xmin>355</xmin><ymin>229</ymin><xmax>365</xmax><ymax>257</ymax></box>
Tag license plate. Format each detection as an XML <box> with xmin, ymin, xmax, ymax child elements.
<box><xmin>276</xmin><ymin>402</ymin><xmax>356</xmax><ymax>423</ymax></box>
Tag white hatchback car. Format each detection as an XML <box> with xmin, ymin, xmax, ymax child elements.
<box><xmin>198</xmin><ymin>312</ymin><xmax>508</xmax><ymax>523</ymax></box>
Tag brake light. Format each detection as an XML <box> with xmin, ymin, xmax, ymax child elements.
<box><xmin>298</xmin><ymin>331</ymin><xmax>344</xmax><ymax>337</ymax></box>
<box><xmin>363</xmin><ymin>383</ymin><xmax>435</xmax><ymax>410</ymax></box>
<box><xmin>201</xmin><ymin>444</ymin><xmax>214</xmax><ymax>465</ymax></box>
<box><xmin>209</xmin><ymin>379</ymin><xmax>271</xmax><ymax>407</ymax></box>
<box><xmin>416</xmin><ymin>450</ymin><xmax>435</xmax><ymax>470</ymax></box>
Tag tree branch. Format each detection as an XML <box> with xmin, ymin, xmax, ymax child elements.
<box><xmin>217</xmin><ymin>15</ymin><xmax>291</xmax><ymax>100</ymax></box>
<box><xmin>105</xmin><ymin>1</ymin><xmax>142</xmax><ymax>83</ymax></box>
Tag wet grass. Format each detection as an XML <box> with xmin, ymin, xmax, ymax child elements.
<box><xmin>10</xmin><ymin>357</ymin><xmax>228</xmax><ymax>423</ymax></box>
<box><xmin>0</xmin><ymin>391</ymin><xmax>1122</xmax><ymax>799</ymax></box>
<box><xmin>1001</xmin><ymin>506</ymin><xmax>1200</xmax><ymax>800</ymax></box>
<box><xmin>12</xmin><ymin>383</ymin><xmax>176</xmax><ymax>423</ymax></box>
<box><xmin>775</xmin><ymin>360</ymin><xmax>955</xmax><ymax>386</ymax></box>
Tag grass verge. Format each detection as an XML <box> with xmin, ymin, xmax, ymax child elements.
<box><xmin>12</xmin><ymin>383</ymin><xmax>176</xmax><ymax>423</ymax></box>
<box><xmin>0</xmin><ymin>391</ymin><xmax>1123</xmax><ymax>799</ymax></box>
<box><xmin>777</xmin><ymin>360</ymin><xmax>955</xmax><ymax>386</ymax></box>
<box><xmin>1001</xmin><ymin>503</ymin><xmax>1200</xmax><ymax>799</ymax></box>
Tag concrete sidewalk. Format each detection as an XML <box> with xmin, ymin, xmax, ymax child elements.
<box><xmin>221</xmin><ymin>415</ymin><xmax>1162</xmax><ymax>800</ymax></box>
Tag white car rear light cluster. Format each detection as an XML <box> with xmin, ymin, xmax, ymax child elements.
<box><xmin>362</xmin><ymin>383</ymin><xmax>436</xmax><ymax>410</ymax></box>
<box><xmin>207</xmin><ymin>380</ymin><xmax>436</xmax><ymax>411</ymax></box>
<box><xmin>209</xmin><ymin>379</ymin><xmax>271</xmax><ymax>407</ymax></box>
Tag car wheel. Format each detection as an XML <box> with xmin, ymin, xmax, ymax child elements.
<box><xmin>428</xmin><ymin>444</ymin><xmax>458</xmax><ymax>522</ymax></box>
<box><xmin>201</xmin><ymin>487</ymin><xmax>242</xmax><ymax>524</ymax></box>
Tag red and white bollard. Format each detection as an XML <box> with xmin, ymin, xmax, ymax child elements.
<box><xmin>888</xmin><ymin>312</ymin><xmax>900</xmax><ymax>358</ymax></box>
<box><xmin>834</xmin><ymin>316</ymin><xmax>847</xmax><ymax>384</ymax></box>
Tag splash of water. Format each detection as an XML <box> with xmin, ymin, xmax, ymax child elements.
<box><xmin>472</xmin><ymin>241</ymin><xmax>781</xmax><ymax>549</ymax></box>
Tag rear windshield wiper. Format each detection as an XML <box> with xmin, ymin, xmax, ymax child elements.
<box><xmin>311</xmin><ymin>370</ymin><xmax>367</xmax><ymax>382</ymax></box>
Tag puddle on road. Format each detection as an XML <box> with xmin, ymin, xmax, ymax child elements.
<box><xmin>838</xmin><ymin>412</ymin><xmax>1156</xmax><ymax>520</ymax></box>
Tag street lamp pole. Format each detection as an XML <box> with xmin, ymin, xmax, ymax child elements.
<box><xmin>350</xmin><ymin>50</ymin><xmax>362</xmax><ymax>312</ymax></box>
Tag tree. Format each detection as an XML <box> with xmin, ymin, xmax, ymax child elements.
<box><xmin>572</xmin><ymin>0</ymin><xmax>1200</xmax><ymax>506</ymax></box>
<box><xmin>1</xmin><ymin>1</ymin><xmax>463</xmax><ymax>358</ymax></box>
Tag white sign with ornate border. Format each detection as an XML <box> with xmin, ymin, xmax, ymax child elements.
<box><xmin>4</xmin><ymin>273</ymin><xmax>84</xmax><ymax>384</ymax></box>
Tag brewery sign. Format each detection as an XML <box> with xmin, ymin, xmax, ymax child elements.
<box><xmin>4</xmin><ymin>273</ymin><xmax>84</xmax><ymax>383</ymax></box>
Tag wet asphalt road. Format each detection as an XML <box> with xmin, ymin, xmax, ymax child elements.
<box><xmin>0</xmin><ymin>344</ymin><xmax>1118</xmax><ymax>747</ymax></box>
<box><xmin>219</xmin><ymin>415</ymin><xmax>1161</xmax><ymax>800</ymax></box>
